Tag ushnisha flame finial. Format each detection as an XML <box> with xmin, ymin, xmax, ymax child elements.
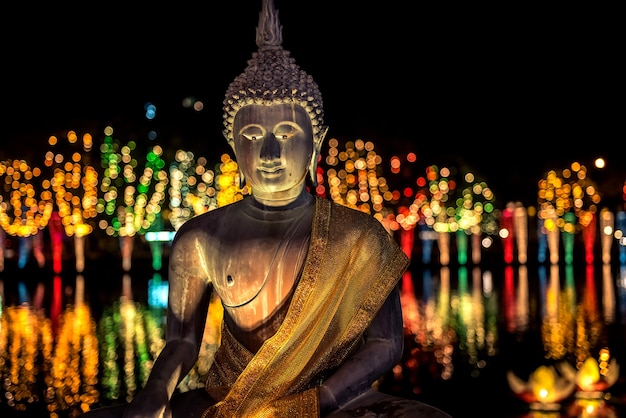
<box><xmin>256</xmin><ymin>0</ymin><xmax>282</xmax><ymax>49</ymax></box>
<box><xmin>222</xmin><ymin>0</ymin><xmax>326</xmax><ymax>145</ymax></box>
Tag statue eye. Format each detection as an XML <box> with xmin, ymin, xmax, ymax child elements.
<box><xmin>274</xmin><ymin>122</ymin><xmax>301</xmax><ymax>141</ymax></box>
<box><xmin>241</xmin><ymin>126</ymin><xmax>265</xmax><ymax>141</ymax></box>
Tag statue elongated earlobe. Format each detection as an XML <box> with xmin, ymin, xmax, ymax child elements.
<box><xmin>238</xmin><ymin>170</ymin><xmax>246</xmax><ymax>189</ymax></box>
<box><xmin>309</xmin><ymin>126</ymin><xmax>328</xmax><ymax>187</ymax></box>
<box><xmin>309</xmin><ymin>153</ymin><xmax>319</xmax><ymax>187</ymax></box>
<box><xmin>226</xmin><ymin>138</ymin><xmax>246</xmax><ymax>189</ymax></box>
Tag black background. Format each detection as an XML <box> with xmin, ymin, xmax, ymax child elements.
<box><xmin>3</xmin><ymin>1</ymin><xmax>624</xmax><ymax>207</ymax></box>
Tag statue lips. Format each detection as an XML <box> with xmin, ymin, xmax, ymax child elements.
<box><xmin>258</xmin><ymin>164</ymin><xmax>285</xmax><ymax>179</ymax></box>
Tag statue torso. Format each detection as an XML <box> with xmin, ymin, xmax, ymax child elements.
<box><xmin>204</xmin><ymin>196</ymin><xmax>314</xmax><ymax>351</ymax></box>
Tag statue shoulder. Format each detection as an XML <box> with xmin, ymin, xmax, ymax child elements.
<box><xmin>171</xmin><ymin>201</ymin><xmax>241</xmax><ymax>245</ymax></box>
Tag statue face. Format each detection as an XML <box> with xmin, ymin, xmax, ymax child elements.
<box><xmin>232</xmin><ymin>103</ymin><xmax>314</xmax><ymax>198</ymax></box>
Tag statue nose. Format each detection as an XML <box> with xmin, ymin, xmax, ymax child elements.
<box><xmin>260</xmin><ymin>133</ymin><xmax>280</xmax><ymax>160</ymax></box>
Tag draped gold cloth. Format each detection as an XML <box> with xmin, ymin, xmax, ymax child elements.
<box><xmin>202</xmin><ymin>197</ymin><xmax>409</xmax><ymax>417</ymax></box>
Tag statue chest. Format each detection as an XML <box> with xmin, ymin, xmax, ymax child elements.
<box><xmin>211</xmin><ymin>223</ymin><xmax>311</xmax><ymax>330</ymax></box>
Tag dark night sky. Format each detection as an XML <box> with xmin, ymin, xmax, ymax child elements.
<box><xmin>2</xmin><ymin>1</ymin><xmax>624</xmax><ymax>208</ymax></box>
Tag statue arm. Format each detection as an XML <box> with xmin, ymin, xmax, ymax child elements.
<box><xmin>318</xmin><ymin>285</ymin><xmax>404</xmax><ymax>415</ymax></box>
<box><xmin>123</xmin><ymin>230</ymin><xmax>213</xmax><ymax>418</ymax></box>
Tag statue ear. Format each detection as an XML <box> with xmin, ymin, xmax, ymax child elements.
<box><xmin>315</xmin><ymin>126</ymin><xmax>328</xmax><ymax>153</ymax></box>
<box><xmin>223</xmin><ymin>133</ymin><xmax>245</xmax><ymax>188</ymax></box>
<box><xmin>238</xmin><ymin>170</ymin><xmax>246</xmax><ymax>189</ymax></box>
<box><xmin>309</xmin><ymin>126</ymin><xmax>328</xmax><ymax>187</ymax></box>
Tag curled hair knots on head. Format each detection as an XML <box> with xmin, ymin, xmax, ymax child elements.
<box><xmin>222</xmin><ymin>0</ymin><xmax>325</xmax><ymax>144</ymax></box>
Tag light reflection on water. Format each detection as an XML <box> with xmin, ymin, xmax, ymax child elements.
<box><xmin>1</xmin><ymin>262</ymin><xmax>625</xmax><ymax>418</ymax></box>
<box><xmin>381</xmin><ymin>262</ymin><xmax>626</xmax><ymax>417</ymax></box>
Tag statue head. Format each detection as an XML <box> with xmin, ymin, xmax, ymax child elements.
<box><xmin>223</xmin><ymin>0</ymin><xmax>328</xmax><ymax>195</ymax></box>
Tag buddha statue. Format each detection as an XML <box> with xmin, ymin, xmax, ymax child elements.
<box><xmin>83</xmin><ymin>1</ymin><xmax>451</xmax><ymax>416</ymax></box>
